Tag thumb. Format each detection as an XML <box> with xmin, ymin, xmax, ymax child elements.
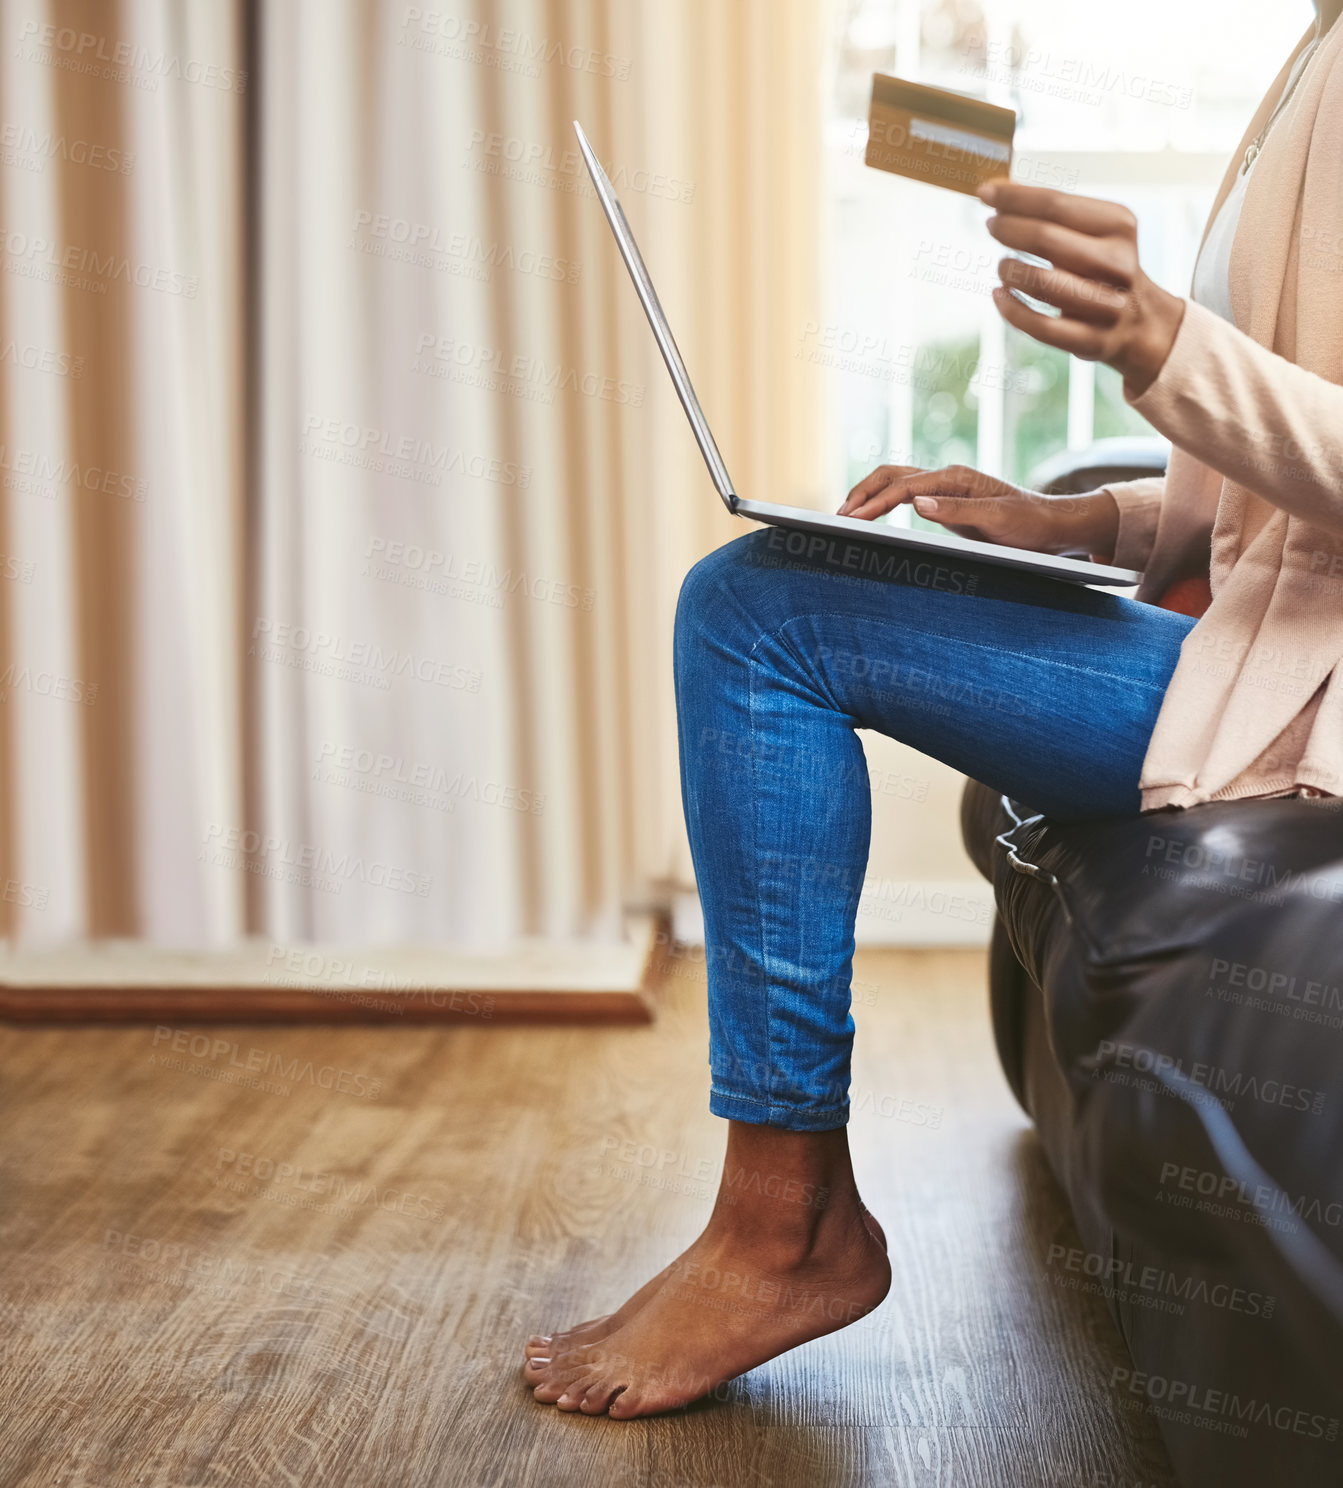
<box><xmin>912</xmin><ymin>491</ymin><xmax>997</xmax><ymax>522</ymax></box>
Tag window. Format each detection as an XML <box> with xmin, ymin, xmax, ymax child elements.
<box><xmin>824</xmin><ymin>0</ymin><xmax>1313</xmax><ymax>511</ymax></box>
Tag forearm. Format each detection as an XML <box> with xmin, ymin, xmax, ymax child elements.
<box><xmin>1127</xmin><ymin>297</ymin><xmax>1343</xmax><ymax>536</ymax></box>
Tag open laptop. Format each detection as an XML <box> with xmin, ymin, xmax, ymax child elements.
<box><xmin>573</xmin><ymin>121</ymin><xmax>1142</xmax><ymax>588</ymax></box>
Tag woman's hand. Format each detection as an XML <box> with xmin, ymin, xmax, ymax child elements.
<box><xmin>838</xmin><ymin>463</ymin><xmax>1120</xmax><ymax>558</ymax></box>
<box><xmin>978</xmin><ymin>179</ymin><xmax>1186</xmax><ymax>400</ymax></box>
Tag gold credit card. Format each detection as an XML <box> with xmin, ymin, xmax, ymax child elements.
<box><xmin>864</xmin><ymin>75</ymin><xmax>1015</xmax><ymax>196</ymax></box>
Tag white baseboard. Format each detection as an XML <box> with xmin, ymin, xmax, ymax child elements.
<box><xmin>673</xmin><ymin>881</ymin><xmax>994</xmax><ymax>949</ymax></box>
<box><xmin>0</xmin><ymin>915</ymin><xmax>664</xmax><ymax>1021</ymax></box>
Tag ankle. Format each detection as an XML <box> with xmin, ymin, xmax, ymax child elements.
<box><xmin>705</xmin><ymin>1121</ymin><xmax>866</xmax><ymax>1250</ymax></box>
<box><xmin>708</xmin><ymin>1177</ymin><xmax>867</xmax><ymax>1257</ymax></box>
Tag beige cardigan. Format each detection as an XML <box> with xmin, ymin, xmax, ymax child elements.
<box><xmin>1098</xmin><ymin>19</ymin><xmax>1343</xmax><ymax>811</ymax></box>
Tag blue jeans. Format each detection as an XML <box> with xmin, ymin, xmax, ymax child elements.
<box><xmin>673</xmin><ymin>525</ymin><xmax>1196</xmax><ymax>1133</ymax></box>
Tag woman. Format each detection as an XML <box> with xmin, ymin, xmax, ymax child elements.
<box><xmin>525</xmin><ymin>0</ymin><xmax>1343</xmax><ymax>1418</ymax></box>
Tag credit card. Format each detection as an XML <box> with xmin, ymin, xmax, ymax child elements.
<box><xmin>864</xmin><ymin>75</ymin><xmax>1015</xmax><ymax>196</ymax></box>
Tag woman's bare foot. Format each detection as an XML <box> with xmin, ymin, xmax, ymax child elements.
<box><xmin>522</xmin><ymin>1202</ymin><xmax>885</xmax><ymax>1364</ymax></box>
<box><xmin>523</xmin><ymin>1122</ymin><xmax>891</xmax><ymax>1417</ymax></box>
<box><xmin>523</xmin><ymin>1261</ymin><xmax>679</xmax><ymax>1362</ymax></box>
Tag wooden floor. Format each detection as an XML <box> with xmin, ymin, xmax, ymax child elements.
<box><xmin>0</xmin><ymin>948</ymin><xmax>1176</xmax><ymax>1488</ymax></box>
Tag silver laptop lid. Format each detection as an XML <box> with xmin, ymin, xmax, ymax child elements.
<box><xmin>573</xmin><ymin>121</ymin><xmax>736</xmax><ymax>509</ymax></box>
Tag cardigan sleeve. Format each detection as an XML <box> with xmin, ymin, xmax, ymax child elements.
<box><xmin>1127</xmin><ymin>296</ymin><xmax>1343</xmax><ymax>537</ymax></box>
<box><xmin>1092</xmin><ymin>476</ymin><xmax>1165</xmax><ymax>571</ymax></box>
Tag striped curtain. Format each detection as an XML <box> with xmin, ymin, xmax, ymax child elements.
<box><xmin>0</xmin><ymin>0</ymin><xmax>826</xmax><ymax>950</ymax></box>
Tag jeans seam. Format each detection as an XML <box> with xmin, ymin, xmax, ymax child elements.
<box><xmin>745</xmin><ymin>635</ymin><xmax>778</xmax><ymax>1115</ymax></box>
<box><xmin>762</xmin><ymin>611</ymin><xmax>1172</xmax><ymax>697</ymax></box>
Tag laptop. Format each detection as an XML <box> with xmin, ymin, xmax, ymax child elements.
<box><xmin>572</xmin><ymin>121</ymin><xmax>1142</xmax><ymax>588</ymax></box>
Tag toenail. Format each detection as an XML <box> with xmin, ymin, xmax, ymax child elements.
<box><xmin>526</xmin><ymin>1356</ymin><xmax>550</xmax><ymax>1368</ymax></box>
<box><xmin>529</xmin><ymin>1334</ymin><xmax>551</xmax><ymax>1345</ymax></box>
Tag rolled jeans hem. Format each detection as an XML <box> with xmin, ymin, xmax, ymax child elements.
<box><xmin>709</xmin><ymin>1086</ymin><xmax>849</xmax><ymax>1132</ymax></box>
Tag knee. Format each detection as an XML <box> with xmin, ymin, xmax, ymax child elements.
<box><xmin>674</xmin><ymin>531</ymin><xmax>774</xmax><ymax>656</ymax></box>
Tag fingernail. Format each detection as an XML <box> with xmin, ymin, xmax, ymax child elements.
<box><xmin>978</xmin><ymin>182</ymin><xmax>999</xmax><ymax>204</ymax></box>
<box><xmin>914</xmin><ymin>497</ymin><xmax>938</xmax><ymax>514</ymax></box>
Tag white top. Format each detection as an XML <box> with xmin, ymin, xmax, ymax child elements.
<box><xmin>1191</xmin><ymin>36</ymin><xmax>1321</xmax><ymax>325</ymax></box>
<box><xmin>1190</xmin><ymin>158</ymin><xmax>1254</xmax><ymax>324</ymax></box>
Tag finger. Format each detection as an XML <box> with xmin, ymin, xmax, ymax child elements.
<box><xmin>989</xmin><ymin>285</ymin><xmax>1110</xmax><ymax>360</ymax></box>
<box><xmin>840</xmin><ymin>467</ymin><xmax>893</xmax><ymax>514</ymax></box>
<box><xmin>998</xmin><ymin>257</ymin><xmax>1126</xmax><ymax>323</ymax></box>
<box><xmin>839</xmin><ymin>464</ymin><xmax>923</xmax><ymax>515</ymax></box>
<box><xmin>911</xmin><ymin>487</ymin><xmax>1040</xmax><ymax>535</ymax></box>
<box><xmin>842</xmin><ymin>464</ymin><xmax>925</xmax><ymax>505</ymax></box>
<box><xmin>987</xmin><ymin>215</ymin><xmax>1132</xmax><ymax>286</ymax></box>
<box><xmin>977</xmin><ymin>179</ymin><xmax>1136</xmax><ymax>238</ymax></box>
<box><xmin>844</xmin><ymin>485</ymin><xmax>910</xmax><ymax>521</ymax></box>
<box><xmin>846</xmin><ymin>466</ymin><xmax>987</xmax><ymax>522</ymax></box>
<box><xmin>912</xmin><ymin>490</ymin><xmax>1004</xmax><ymax>520</ymax></box>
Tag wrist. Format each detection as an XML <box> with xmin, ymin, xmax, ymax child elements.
<box><xmin>1047</xmin><ymin>488</ymin><xmax>1119</xmax><ymax>557</ymax></box>
<box><xmin>1117</xmin><ymin>286</ymin><xmax>1186</xmax><ymax>401</ymax></box>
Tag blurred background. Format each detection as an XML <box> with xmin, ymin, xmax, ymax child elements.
<box><xmin>0</xmin><ymin>0</ymin><xmax>1313</xmax><ymax>960</ymax></box>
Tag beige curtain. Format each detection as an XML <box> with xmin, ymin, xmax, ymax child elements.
<box><xmin>0</xmin><ymin>0</ymin><xmax>247</xmax><ymax>945</ymax></box>
<box><xmin>0</xmin><ymin>0</ymin><xmax>826</xmax><ymax>950</ymax></box>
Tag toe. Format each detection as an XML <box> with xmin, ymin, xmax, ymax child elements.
<box><xmin>578</xmin><ymin>1377</ymin><xmax>623</xmax><ymax>1415</ymax></box>
<box><xmin>554</xmin><ymin>1370</ymin><xmax>600</xmax><ymax>1411</ymax></box>
<box><xmin>532</xmin><ymin>1362</ymin><xmax>589</xmax><ymax>1404</ymax></box>
<box><xmin>606</xmin><ymin>1385</ymin><xmax>639</xmax><ymax>1419</ymax></box>
<box><xmin>526</xmin><ymin>1313</ymin><xmax>608</xmax><ymax>1356</ymax></box>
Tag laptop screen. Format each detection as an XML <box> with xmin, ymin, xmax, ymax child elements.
<box><xmin>573</xmin><ymin>121</ymin><xmax>737</xmax><ymax>509</ymax></box>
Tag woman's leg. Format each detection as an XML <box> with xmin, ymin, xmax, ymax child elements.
<box><xmin>525</xmin><ymin>525</ymin><xmax>1196</xmax><ymax>1417</ymax></box>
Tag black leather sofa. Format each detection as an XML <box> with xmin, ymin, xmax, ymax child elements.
<box><xmin>957</xmin><ymin>443</ymin><xmax>1343</xmax><ymax>1487</ymax></box>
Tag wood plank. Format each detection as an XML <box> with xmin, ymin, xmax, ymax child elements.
<box><xmin>0</xmin><ymin>915</ymin><xmax>662</xmax><ymax>1023</ymax></box>
<box><xmin>0</xmin><ymin>947</ymin><xmax>1176</xmax><ymax>1486</ymax></box>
